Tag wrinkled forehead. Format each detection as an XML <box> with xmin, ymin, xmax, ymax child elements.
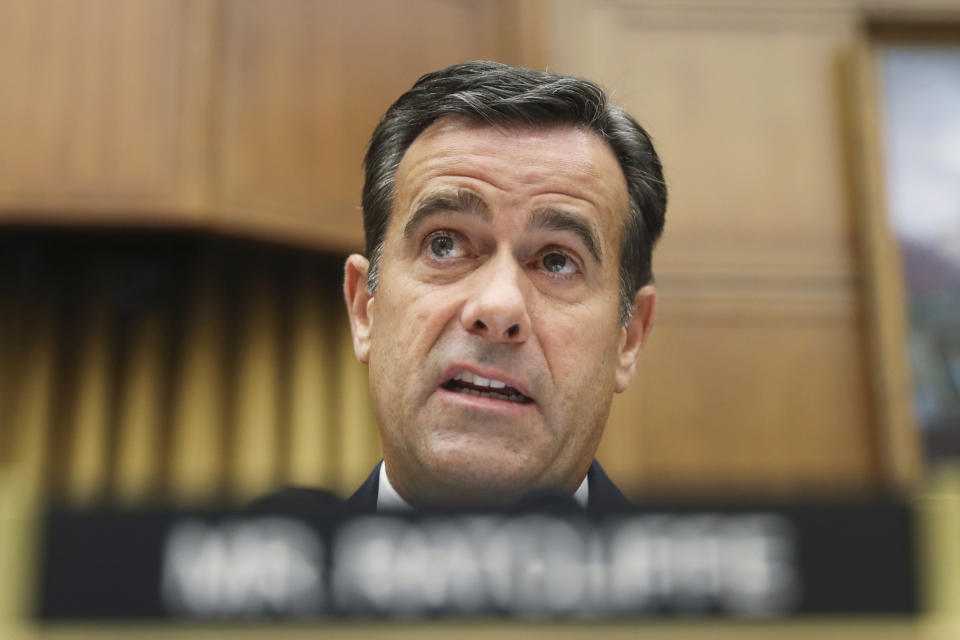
<box><xmin>394</xmin><ymin>115</ymin><xmax>630</xmax><ymax>220</ymax></box>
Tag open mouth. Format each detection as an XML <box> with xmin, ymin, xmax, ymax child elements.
<box><xmin>441</xmin><ymin>371</ymin><xmax>533</xmax><ymax>404</ymax></box>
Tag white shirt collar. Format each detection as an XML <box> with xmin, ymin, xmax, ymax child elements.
<box><xmin>377</xmin><ymin>461</ymin><xmax>589</xmax><ymax>511</ymax></box>
<box><xmin>377</xmin><ymin>461</ymin><xmax>415</xmax><ymax>512</ymax></box>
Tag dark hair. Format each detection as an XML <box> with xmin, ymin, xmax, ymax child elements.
<box><xmin>362</xmin><ymin>61</ymin><xmax>666</xmax><ymax>324</ymax></box>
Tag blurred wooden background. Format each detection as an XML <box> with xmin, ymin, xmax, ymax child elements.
<box><xmin>2</xmin><ymin>0</ymin><xmax>955</xmax><ymax>504</ymax></box>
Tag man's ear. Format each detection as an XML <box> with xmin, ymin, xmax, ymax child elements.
<box><xmin>615</xmin><ymin>284</ymin><xmax>656</xmax><ymax>393</ymax></box>
<box><xmin>343</xmin><ymin>254</ymin><xmax>374</xmax><ymax>364</ymax></box>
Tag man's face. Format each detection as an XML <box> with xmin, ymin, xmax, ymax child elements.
<box><xmin>345</xmin><ymin>116</ymin><xmax>654</xmax><ymax>506</ymax></box>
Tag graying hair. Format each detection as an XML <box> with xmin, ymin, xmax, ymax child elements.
<box><xmin>362</xmin><ymin>61</ymin><xmax>666</xmax><ymax>324</ymax></box>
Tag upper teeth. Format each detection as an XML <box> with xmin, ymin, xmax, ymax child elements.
<box><xmin>454</xmin><ymin>371</ymin><xmax>508</xmax><ymax>389</ymax></box>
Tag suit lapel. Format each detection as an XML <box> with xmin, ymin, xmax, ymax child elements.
<box><xmin>344</xmin><ymin>461</ymin><xmax>381</xmax><ymax>512</ymax></box>
<box><xmin>586</xmin><ymin>460</ymin><xmax>632</xmax><ymax>513</ymax></box>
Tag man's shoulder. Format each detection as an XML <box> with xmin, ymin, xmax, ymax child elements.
<box><xmin>586</xmin><ymin>460</ymin><xmax>633</xmax><ymax>512</ymax></box>
<box><xmin>344</xmin><ymin>461</ymin><xmax>381</xmax><ymax>511</ymax></box>
<box><xmin>245</xmin><ymin>486</ymin><xmax>343</xmax><ymax>520</ymax></box>
<box><xmin>247</xmin><ymin>464</ymin><xmax>382</xmax><ymax>517</ymax></box>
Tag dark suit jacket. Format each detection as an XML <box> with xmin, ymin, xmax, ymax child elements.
<box><xmin>250</xmin><ymin>459</ymin><xmax>631</xmax><ymax>516</ymax></box>
<box><xmin>344</xmin><ymin>459</ymin><xmax>631</xmax><ymax>513</ymax></box>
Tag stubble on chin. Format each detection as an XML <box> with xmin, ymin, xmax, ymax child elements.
<box><xmin>371</xmin><ymin>333</ymin><xmax>570</xmax><ymax>505</ymax></box>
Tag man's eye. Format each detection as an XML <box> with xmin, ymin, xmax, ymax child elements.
<box><xmin>541</xmin><ymin>251</ymin><xmax>578</xmax><ymax>275</ymax></box>
<box><xmin>431</xmin><ymin>235</ymin><xmax>454</xmax><ymax>257</ymax></box>
<box><xmin>424</xmin><ymin>232</ymin><xmax>465</xmax><ymax>259</ymax></box>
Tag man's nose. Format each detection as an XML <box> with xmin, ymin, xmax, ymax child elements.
<box><xmin>460</xmin><ymin>256</ymin><xmax>531</xmax><ymax>343</ymax></box>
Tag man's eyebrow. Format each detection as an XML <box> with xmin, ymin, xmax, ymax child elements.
<box><xmin>527</xmin><ymin>208</ymin><xmax>603</xmax><ymax>264</ymax></box>
<box><xmin>402</xmin><ymin>189</ymin><xmax>491</xmax><ymax>239</ymax></box>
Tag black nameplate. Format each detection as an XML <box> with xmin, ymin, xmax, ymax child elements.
<box><xmin>35</xmin><ymin>502</ymin><xmax>917</xmax><ymax>619</ymax></box>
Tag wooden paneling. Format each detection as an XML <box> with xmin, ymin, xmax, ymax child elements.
<box><xmin>0</xmin><ymin>0</ymin><xmax>218</xmax><ymax>222</ymax></box>
<box><xmin>0</xmin><ymin>232</ymin><xmax>386</xmax><ymax>504</ymax></box>
<box><xmin>547</xmin><ymin>0</ymin><xmax>859</xmax><ymax>276</ymax></box>
<box><xmin>231</xmin><ymin>277</ymin><xmax>282</xmax><ymax>500</ymax></box>
<box><xmin>601</xmin><ymin>289</ymin><xmax>879</xmax><ymax>494</ymax></box>
<box><xmin>0</xmin><ymin>0</ymin><xmax>534</xmax><ymax>243</ymax></box>
<box><xmin>66</xmin><ymin>300</ymin><xmax>113</xmax><ymax>503</ymax></box>
<box><xmin>848</xmin><ymin>35</ymin><xmax>922</xmax><ymax>490</ymax></box>
<box><xmin>213</xmin><ymin>0</ymin><xmax>527</xmax><ymax>251</ymax></box>
<box><xmin>541</xmin><ymin>0</ymin><xmax>902</xmax><ymax>493</ymax></box>
<box><xmin>5</xmin><ymin>302</ymin><xmax>57</xmax><ymax>494</ymax></box>
<box><xmin>114</xmin><ymin>313</ymin><xmax>165</xmax><ymax>503</ymax></box>
<box><xmin>287</xmin><ymin>269</ymin><xmax>338</xmax><ymax>489</ymax></box>
<box><xmin>167</xmin><ymin>272</ymin><xmax>226</xmax><ymax>503</ymax></box>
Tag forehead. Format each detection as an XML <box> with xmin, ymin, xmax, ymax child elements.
<box><xmin>391</xmin><ymin>116</ymin><xmax>630</xmax><ymax>240</ymax></box>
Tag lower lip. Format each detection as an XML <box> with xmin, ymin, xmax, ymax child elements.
<box><xmin>436</xmin><ymin>386</ymin><xmax>535</xmax><ymax>416</ymax></box>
